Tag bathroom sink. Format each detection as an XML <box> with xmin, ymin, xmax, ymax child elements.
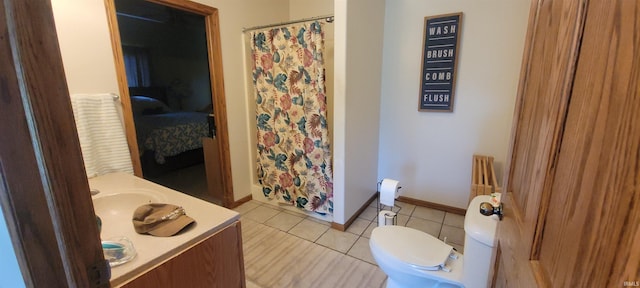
<box><xmin>93</xmin><ymin>189</ymin><xmax>166</xmax><ymax>224</ymax></box>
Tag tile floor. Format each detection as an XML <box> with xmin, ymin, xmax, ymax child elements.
<box><xmin>234</xmin><ymin>198</ymin><xmax>466</xmax><ymax>287</ymax></box>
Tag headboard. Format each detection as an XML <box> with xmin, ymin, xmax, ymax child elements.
<box><xmin>128</xmin><ymin>86</ymin><xmax>169</xmax><ymax>105</ymax></box>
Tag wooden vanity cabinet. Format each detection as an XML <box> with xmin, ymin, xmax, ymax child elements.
<box><xmin>120</xmin><ymin>221</ymin><xmax>245</xmax><ymax>288</ymax></box>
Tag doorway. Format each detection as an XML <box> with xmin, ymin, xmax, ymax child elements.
<box><xmin>105</xmin><ymin>0</ymin><xmax>234</xmax><ymax>207</ymax></box>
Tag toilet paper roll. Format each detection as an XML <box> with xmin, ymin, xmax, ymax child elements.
<box><xmin>380</xmin><ymin>178</ymin><xmax>400</xmax><ymax>207</ymax></box>
<box><xmin>378</xmin><ymin>211</ymin><xmax>397</xmax><ymax>227</ymax></box>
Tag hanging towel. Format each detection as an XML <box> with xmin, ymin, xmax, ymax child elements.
<box><xmin>70</xmin><ymin>93</ymin><xmax>134</xmax><ymax>178</ymax></box>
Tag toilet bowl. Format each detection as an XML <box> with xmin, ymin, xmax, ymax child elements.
<box><xmin>370</xmin><ymin>195</ymin><xmax>499</xmax><ymax>288</ymax></box>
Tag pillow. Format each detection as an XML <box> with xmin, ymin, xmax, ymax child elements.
<box><xmin>130</xmin><ymin>96</ymin><xmax>171</xmax><ymax>115</ymax></box>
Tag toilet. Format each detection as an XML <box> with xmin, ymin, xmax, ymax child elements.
<box><xmin>369</xmin><ymin>195</ymin><xmax>499</xmax><ymax>288</ymax></box>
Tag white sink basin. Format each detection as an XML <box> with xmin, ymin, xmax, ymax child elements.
<box><xmin>93</xmin><ymin>189</ymin><xmax>167</xmax><ymax>224</ymax></box>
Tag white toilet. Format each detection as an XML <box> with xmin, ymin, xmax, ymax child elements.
<box><xmin>370</xmin><ymin>195</ymin><xmax>499</xmax><ymax>288</ymax></box>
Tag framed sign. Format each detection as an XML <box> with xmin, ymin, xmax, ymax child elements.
<box><xmin>418</xmin><ymin>12</ymin><xmax>463</xmax><ymax>112</ymax></box>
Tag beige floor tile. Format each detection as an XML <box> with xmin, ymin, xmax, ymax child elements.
<box><xmin>439</xmin><ymin>225</ymin><xmax>465</xmax><ymax>245</ymax></box>
<box><xmin>289</xmin><ymin>219</ymin><xmax>330</xmax><ymax>242</ymax></box>
<box><xmin>358</xmin><ymin>206</ymin><xmax>379</xmax><ymax>221</ymax></box>
<box><xmin>450</xmin><ymin>242</ymin><xmax>464</xmax><ymax>254</ymax></box>
<box><xmin>258</xmin><ymin>201</ymin><xmax>285</xmax><ymax>211</ymax></box>
<box><xmin>378</xmin><ymin>202</ymin><xmax>415</xmax><ymax>216</ymax></box>
<box><xmin>232</xmin><ymin>201</ymin><xmax>260</xmax><ymax>215</ymax></box>
<box><xmin>264</xmin><ymin>212</ymin><xmax>304</xmax><ymax>232</ymax></box>
<box><xmin>241</xmin><ymin>200</ymin><xmax>461</xmax><ymax>286</ymax></box>
<box><xmin>347</xmin><ymin>237</ymin><xmax>377</xmax><ymax>265</ymax></box>
<box><xmin>243</xmin><ymin>205</ymin><xmax>281</xmax><ymax>223</ymax></box>
<box><xmin>240</xmin><ymin>217</ymin><xmax>259</xmax><ymax>229</ymax></box>
<box><xmin>394</xmin><ymin>201</ymin><xmax>416</xmax><ymax>216</ymax></box>
<box><xmin>396</xmin><ymin>214</ymin><xmax>410</xmax><ymax>226</ymax></box>
<box><xmin>281</xmin><ymin>207</ymin><xmax>308</xmax><ymax>217</ymax></box>
<box><xmin>247</xmin><ymin>199</ymin><xmax>263</xmax><ymax>206</ymax></box>
<box><xmin>334</xmin><ymin>261</ymin><xmax>387</xmax><ymax>288</ymax></box>
<box><xmin>406</xmin><ymin>217</ymin><xmax>442</xmax><ymax>237</ymax></box>
<box><xmin>361</xmin><ymin>221</ymin><xmax>377</xmax><ymax>238</ymax></box>
<box><xmin>306</xmin><ymin>215</ymin><xmax>331</xmax><ymax>226</ymax></box>
<box><xmin>245</xmin><ymin>279</ymin><xmax>262</xmax><ymax>288</ymax></box>
<box><xmin>346</xmin><ymin>218</ymin><xmax>371</xmax><ymax>235</ymax></box>
<box><xmin>443</xmin><ymin>212</ymin><xmax>465</xmax><ymax>228</ymax></box>
<box><xmin>316</xmin><ymin>229</ymin><xmax>359</xmax><ymax>253</ymax></box>
<box><xmin>243</xmin><ymin>216</ymin><xmax>386</xmax><ymax>288</ymax></box>
<box><xmin>411</xmin><ymin>206</ymin><xmax>445</xmax><ymax>223</ymax></box>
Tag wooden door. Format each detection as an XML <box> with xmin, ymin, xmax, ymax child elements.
<box><xmin>0</xmin><ymin>0</ymin><xmax>108</xmax><ymax>286</ymax></box>
<box><xmin>496</xmin><ymin>0</ymin><xmax>640</xmax><ymax>286</ymax></box>
<box><xmin>534</xmin><ymin>0</ymin><xmax>640</xmax><ymax>285</ymax></box>
<box><xmin>104</xmin><ymin>0</ymin><xmax>235</xmax><ymax>207</ymax></box>
<box><xmin>203</xmin><ymin>137</ymin><xmax>228</xmax><ymax>205</ymax></box>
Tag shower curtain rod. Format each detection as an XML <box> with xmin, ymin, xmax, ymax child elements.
<box><xmin>242</xmin><ymin>15</ymin><xmax>334</xmax><ymax>33</ymax></box>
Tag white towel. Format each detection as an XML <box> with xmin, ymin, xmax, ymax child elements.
<box><xmin>70</xmin><ymin>93</ymin><xmax>134</xmax><ymax>178</ymax></box>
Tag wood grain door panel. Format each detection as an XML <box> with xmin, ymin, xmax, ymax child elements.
<box><xmin>499</xmin><ymin>0</ymin><xmax>640</xmax><ymax>287</ymax></box>
<box><xmin>203</xmin><ymin>137</ymin><xmax>226</xmax><ymax>205</ymax></box>
<box><xmin>1</xmin><ymin>0</ymin><xmax>108</xmax><ymax>286</ymax></box>
<box><xmin>497</xmin><ymin>0</ymin><xmax>587</xmax><ymax>286</ymax></box>
<box><xmin>538</xmin><ymin>0</ymin><xmax>640</xmax><ymax>286</ymax></box>
<box><xmin>122</xmin><ymin>222</ymin><xmax>246</xmax><ymax>288</ymax></box>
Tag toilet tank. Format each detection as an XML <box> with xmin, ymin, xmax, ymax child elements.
<box><xmin>462</xmin><ymin>195</ymin><xmax>500</xmax><ymax>288</ymax></box>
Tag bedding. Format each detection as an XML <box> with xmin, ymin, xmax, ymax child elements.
<box><xmin>130</xmin><ymin>96</ymin><xmax>171</xmax><ymax>115</ymax></box>
<box><xmin>134</xmin><ymin>111</ymin><xmax>209</xmax><ymax>164</ymax></box>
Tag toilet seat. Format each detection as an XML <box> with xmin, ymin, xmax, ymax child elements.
<box><xmin>370</xmin><ymin>226</ymin><xmax>453</xmax><ymax>271</ymax></box>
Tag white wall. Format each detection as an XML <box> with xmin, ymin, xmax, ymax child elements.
<box><xmin>379</xmin><ymin>0</ymin><xmax>530</xmax><ymax>209</ymax></box>
<box><xmin>0</xmin><ymin>209</ymin><xmax>25</xmax><ymax>288</ymax></box>
<box><xmin>333</xmin><ymin>0</ymin><xmax>386</xmax><ymax>224</ymax></box>
<box><xmin>51</xmin><ymin>0</ymin><xmax>288</xmax><ymax>202</ymax></box>
<box><xmin>51</xmin><ymin>0</ymin><xmax>120</xmax><ymax>94</ymax></box>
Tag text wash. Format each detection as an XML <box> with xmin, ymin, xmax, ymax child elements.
<box><xmin>429</xmin><ymin>24</ymin><xmax>457</xmax><ymax>36</ymax></box>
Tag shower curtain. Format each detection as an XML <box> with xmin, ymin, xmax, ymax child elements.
<box><xmin>251</xmin><ymin>22</ymin><xmax>333</xmax><ymax>215</ymax></box>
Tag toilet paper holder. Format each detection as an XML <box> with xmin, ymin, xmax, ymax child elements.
<box><xmin>376</xmin><ymin>180</ymin><xmax>402</xmax><ymax>226</ymax></box>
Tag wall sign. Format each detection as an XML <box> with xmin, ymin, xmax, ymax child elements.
<box><xmin>418</xmin><ymin>12</ymin><xmax>462</xmax><ymax>112</ymax></box>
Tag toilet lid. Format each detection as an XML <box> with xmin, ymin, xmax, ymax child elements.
<box><xmin>370</xmin><ymin>226</ymin><xmax>453</xmax><ymax>270</ymax></box>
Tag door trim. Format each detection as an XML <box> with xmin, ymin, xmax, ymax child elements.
<box><xmin>104</xmin><ymin>0</ymin><xmax>235</xmax><ymax>206</ymax></box>
<box><xmin>1</xmin><ymin>0</ymin><xmax>107</xmax><ymax>286</ymax></box>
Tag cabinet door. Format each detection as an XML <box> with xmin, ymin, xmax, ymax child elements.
<box><xmin>123</xmin><ymin>221</ymin><xmax>246</xmax><ymax>288</ymax></box>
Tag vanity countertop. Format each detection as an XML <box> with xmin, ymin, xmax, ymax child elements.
<box><xmin>89</xmin><ymin>172</ymin><xmax>239</xmax><ymax>287</ymax></box>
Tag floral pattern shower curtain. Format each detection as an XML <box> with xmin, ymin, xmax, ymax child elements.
<box><xmin>251</xmin><ymin>22</ymin><xmax>333</xmax><ymax>215</ymax></box>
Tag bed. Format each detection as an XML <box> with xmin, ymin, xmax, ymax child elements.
<box><xmin>129</xmin><ymin>87</ymin><xmax>211</xmax><ymax>176</ymax></box>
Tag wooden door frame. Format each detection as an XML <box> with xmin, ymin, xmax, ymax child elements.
<box><xmin>104</xmin><ymin>0</ymin><xmax>235</xmax><ymax>207</ymax></box>
<box><xmin>1</xmin><ymin>0</ymin><xmax>108</xmax><ymax>286</ymax></box>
